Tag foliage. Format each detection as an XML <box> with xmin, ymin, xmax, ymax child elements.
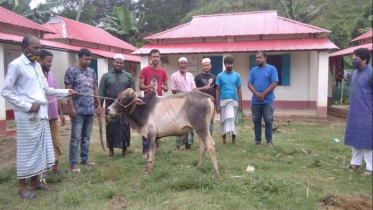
<box><xmin>99</xmin><ymin>5</ymin><xmax>146</xmax><ymax>45</ymax></box>
<box><xmin>22</xmin><ymin>1</ymin><xmax>64</xmax><ymax>24</ymax></box>
<box><xmin>279</xmin><ymin>0</ymin><xmax>327</xmax><ymax>23</ymax></box>
<box><xmin>137</xmin><ymin>0</ymin><xmax>196</xmax><ymax>33</ymax></box>
<box><xmin>0</xmin><ymin>118</ymin><xmax>371</xmax><ymax>209</ymax></box>
<box><xmin>0</xmin><ymin>0</ymin><xmax>30</xmax><ymax>14</ymax></box>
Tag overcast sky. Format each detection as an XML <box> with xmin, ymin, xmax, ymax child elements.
<box><xmin>29</xmin><ymin>0</ymin><xmax>46</xmax><ymax>9</ymax></box>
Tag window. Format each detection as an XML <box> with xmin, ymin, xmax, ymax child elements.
<box><xmin>250</xmin><ymin>54</ymin><xmax>291</xmax><ymax>86</ymax></box>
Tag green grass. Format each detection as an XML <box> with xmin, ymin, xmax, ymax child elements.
<box><xmin>0</xmin><ymin>119</ymin><xmax>372</xmax><ymax>210</ymax></box>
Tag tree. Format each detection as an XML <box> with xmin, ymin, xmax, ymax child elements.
<box><xmin>279</xmin><ymin>0</ymin><xmax>327</xmax><ymax>23</ymax></box>
<box><xmin>22</xmin><ymin>1</ymin><xmax>64</xmax><ymax>23</ymax></box>
<box><xmin>137</xmin><ymin>0</ymin><xmax>196</xmax><ymax>33</ymax></box>
<box><xmin>99</xmin><ymin>5</ymin><xmax>146</xmax><ymax>45</ymax></box>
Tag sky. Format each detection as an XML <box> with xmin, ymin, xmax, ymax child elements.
<box><xmin>29</xmin><ymin>0</ymin><xmax>46</xmax><ymax>9</ymax></box>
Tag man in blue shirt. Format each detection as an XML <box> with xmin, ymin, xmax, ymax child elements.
<box><xmin>248</xmin><ymin>51</ymin><xmax>279</xmax><ymax>148</ymax></box>
<box><xmin>216</xmin><ymin>56</ymin><xmax>243</xmax><ymax>145</ymax></box>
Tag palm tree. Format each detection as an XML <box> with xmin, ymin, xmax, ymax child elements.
<box><xmin>23</xmin><ymin>1</ymin><xmax>64</xmax><ymax>23</ymax></box>
<box><xmin>279</xmin><ymin>0</ymin><xmax>327</xmax><ymax>23</ymax></box>
<box><xmin>99</xmin><ymin>5</ymin><xmax>145</xmax><ymax>45</ymax></box>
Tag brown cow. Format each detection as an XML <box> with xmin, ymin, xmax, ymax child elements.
<box><xmin>107</xmin><ymin>88</ymin><xmax>219</xmax><ymax>175</ymax></box>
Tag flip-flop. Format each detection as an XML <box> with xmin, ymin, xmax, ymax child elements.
<box><xmin>70</xmin><ymin>168</ymin><xmax>81</xmax><ymax>174</ymax></box>
<box><xmin>82</xmin><ymin>162</ymin><xmax>99</xmax><ymax>166</ymax></box>
<box><xmin>347</xmin><ymin>164</ymin><xmax>361</xmax><ymax>170</ymax></box>
<box><xmin>53</xmin><ymin>168</ymin><xmax>66</xmax><ymax>175</ymax></box>
<box><xmin>33</xmin><ymin>183</ymin><xmax>50</xmax><ymax>191</ymax></box>
<box><xmin>20</xmin><ymin>191</ymin><xmax>39</xmax><ymax>200</ymax></box>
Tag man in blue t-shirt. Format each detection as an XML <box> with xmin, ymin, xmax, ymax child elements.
<box><xmin>248</xmin><ymin>51</ymin><xmax>279</xmax><ymax>148</ymax></box>
<box><xmin>216</xmin><ymin>56</ymin><xmax>243</xmax><ymax>145</ymax></box>
<box><xmin>64</xmin><ymin>48</ymin><xmax>101</xmax><ymax>173</ymax></box>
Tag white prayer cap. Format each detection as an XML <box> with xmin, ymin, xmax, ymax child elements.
<box><xmin>202</xmin><ymin>58</ymin><xmax>211</xmax><ymax>64</ymax></box>
<box><xmin>114</xmin><ymin>54</ymin><xmax>125</xmax><ymax>61</ymax></box>
<box><xmin>178</xmin><ymin>57</ymin><xmax>187</xmax><ymax>62</ymax></box>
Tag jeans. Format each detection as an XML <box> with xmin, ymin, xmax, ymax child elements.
<box><xmin>69</xmin><ymin>114</ymin><xmax>94</xmax><ymax>167</ymax></box>
<box><xmin>251</xmin><ymin>102</ymin><xmax>274</xmax><ymax>143</ymax></box>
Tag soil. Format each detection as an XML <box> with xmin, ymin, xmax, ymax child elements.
<box><xmin>320</xmin><ymin>193</ymin><xmax>373</xmax><ymax>210</ymax></box>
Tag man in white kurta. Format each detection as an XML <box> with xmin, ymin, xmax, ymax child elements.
<box><xmin>170</xmin><ymin>57</ymin><xmax>197</xmax><ymax>151</ymax></box>
<box><xmin>1</xmin><ymin>36</ymin><xmax>76</xmax><ymax>199</ymax></box>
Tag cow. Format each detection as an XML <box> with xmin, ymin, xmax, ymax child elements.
<box><xmin>107</xmin><ymin>88</ymin><xmax>219</xmax><ymax>175</ymax></box>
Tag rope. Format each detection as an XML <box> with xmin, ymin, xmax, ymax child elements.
<box><xmin>235</xmin><ymin>110</ymin><xmax>246</xmax><ymax>130</ymax></box>
<box><xmin>107</xmin><ymin>167</ymin><xmax>147</xmax><ymax>210</ymax></box>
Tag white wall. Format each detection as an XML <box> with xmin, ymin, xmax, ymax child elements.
<box><xmin>139</xmin><ymin>51</ymin><xmax>318</xmax><ymax>103</ymax></box>
<box><xmin>0</xmin><ymin>43</ymin><xmax>6</xmax><ymax>121</ymax></box>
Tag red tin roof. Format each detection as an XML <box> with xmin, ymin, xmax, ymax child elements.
<box><xmin>145</xmin><ymin>11</ymin><xmax>331</xmax><ymax>40</ymax></box>
<box><xmin>0</xmin><ymin>31</ymin><xmax>140</xmax><ymax>62</ymax></box>
<box><xmin>43</xmin><ymin>16</ymin><xmax>137</xmax><ymax>51</ymax></box>
<box><xmin>351</xmin><ymin>30</ymin><xmax>372</xmax><ymax>42</ymax></box>
<box><xmin>329</xmin><ymin>43</ymin><xmax>372</xmax><ymax>57</ymax></box>
<box><xmin>132</xmin><ymin>38</ymin><xmax>338</xmax><ymax>55</ymax></box>
<box><xmin>0</xmin><ymin>6</ymin><xmax>53</xmax><ymax>33</ymax></box>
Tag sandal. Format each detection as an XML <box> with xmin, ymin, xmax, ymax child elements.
<box><xmin>70</xmin><ymin>168</ymin><xmax>81</xmax><ymax>174</ymax></box>
<box><xmin>362</xmin><ymin>170</ymin><xmax>372</xmax><ymax>176</ymax></box>
<box><xmin>20</xmin><ymin>191</ymin><xmax>39</xmax><ymax>200</ymax></box>
<box><xmin>53</xmin><ymin>168</ymin><xmax>66</xmax><ymax>175</ymax></box>
<box><xmin>32</xmin><ymin>183</ymin><xmax>50</xmax><ymax>191</ymax></box>
<box><xmin>82</xmin><ymin>162</ymin><xmax>99</xmax><ymax>166</ymax></box>
<box><xmin>347</xmin><ymin>164</ymin><xmax>361</xmax><ymax>170</ymax></box>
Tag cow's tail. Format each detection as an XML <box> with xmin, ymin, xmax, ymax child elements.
<box><xmin>210</xmin><ymin>98</ymin><xmax>215</xmax><ymax>122</ymax></box>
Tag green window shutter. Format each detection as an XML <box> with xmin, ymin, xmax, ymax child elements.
<box><xmin>249</xmin><ymin>55</ymin><xmax>256</xmax><ymax>71</ymax></box>
<box><xmin>281</xmin><ymin>54</ymin><xmax>291</xmax><ymax>86</ymax></box>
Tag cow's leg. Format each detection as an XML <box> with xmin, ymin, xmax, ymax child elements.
<box><xmin>145</xmin><ymin>132</ymin><xmax>157</xmax><ymax>172</ymax></box>
<box><xmin>197</xmin><ymin>136</ymin><xmax>207</xmax><ymax>171</ymax></box>
<box><xmin>196</xmin><ymin>131</ymin><xmax>219</xmax><ymax>175</ymax></box>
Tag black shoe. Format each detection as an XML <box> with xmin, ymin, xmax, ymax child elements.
<box><xmin>185</xmin><ymin>144</ymin><xmax>191</xmax><ymax>149</ymax></box>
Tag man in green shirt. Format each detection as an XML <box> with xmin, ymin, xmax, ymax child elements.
<box><xmin>99</xmin><ymin>54</ymin><xmax>135</xmax><ymax>158</ymax></box>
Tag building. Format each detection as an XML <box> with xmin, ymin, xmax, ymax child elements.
<box><xmin>0</xmin><ymin>7</ymin><xmax>140</xmax><ymax>137</ymax></box>
<box><xmin>132</xmin><ymin>11</ymin><xmax>338</xmax><ymax>118</ymax></box>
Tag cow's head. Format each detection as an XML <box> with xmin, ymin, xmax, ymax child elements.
<box><xmin>107</xmin><ymin>88</ymin><xmax>145</xmax><ymax>115</ymax></box>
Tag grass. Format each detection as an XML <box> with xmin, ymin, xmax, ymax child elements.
<box><xmin>0</xmin><ymin>118</ymin><xmax>372</xmax><ymax>210</ymax></box>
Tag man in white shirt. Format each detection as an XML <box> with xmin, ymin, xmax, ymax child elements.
<box><xmin>1</xmin><ymin>36</ymin><xmax>77</xmax><ymax>199</ymax></box>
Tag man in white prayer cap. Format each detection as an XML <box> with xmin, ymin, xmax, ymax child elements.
<box><xmin>98</xmin><ymin>54</ymin><xmax>135</xmax><ymax>158</ymax></box>
<box><xmin>170</xmin><ymin>57</ymin><xmax>197</xmax><ymax>151</ymax></box>
<box><xmin>194</xmin><ymin>58</ymin><xmax>217</xmax><ymax>135</ymax></box>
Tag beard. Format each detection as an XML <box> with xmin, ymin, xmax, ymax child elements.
<box><xmin>42</xmin><ymin>65</ymin><xmax>50</xmax><ymax>72</ymax></box>
<box><xmin>226</xmin><ymin>67</ymin><xmax>233</xmax><ymax>71</ymax></box>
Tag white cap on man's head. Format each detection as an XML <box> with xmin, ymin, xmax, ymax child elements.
<box><xmin>202</xmin><ymin>58</ymin><xmax>211</xmax><ymax>64</ymax></box>
<box><xmin>114</xmin><ymin>54</ymin><xmax>125</xmax><ymax>61</ymax></box>
<box><xmin>178</xmin><ymin>57</ymin><xmax>187</xmax><ymax>62</ymax></box>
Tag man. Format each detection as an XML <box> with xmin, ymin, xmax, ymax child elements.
<box><xmin>98</xmin><ymin>54</ymin><xmax>135</xmax><ymax>159</ymax></box>
<box><xmin>139</xmin><ymin>49</ymin><xmax>168</xmax><ymax>157</ymax></box>
<box><xmin>38</xmin><ymin>49</ymin><xmax>66</xmax><ymax>175</ymax></box>
<box><xmin>170</xmin><ymin>57</ymin><xmax>196</xmax><ymax>151</ymax></box>
<box><xmin>344</xmin><ymin>48</ymin><xmax>372</xmax><ymax>176</ymax></box>
<box><xmin>64</xmin><ymin>48</ymin><xmax>101</xmax><ymax>173</ymax></box>
<box><xmin>248</xmin><ymin>51</ymin><xmax>279</xmax><ymax>148</ymax></box>
<box><xmin>1</xmin><ymin>36</ymin><xmax>76</xmax><ymax>199</ymax></box>
<box><xmin>194</xmin><ymin>58</ymin><xmax>216</xmax><ymax>135</ymax></box>
<box><xmin>215</xmin><ymin>56</ymin><xmax>242</xmax><ymax>145</ymax></box>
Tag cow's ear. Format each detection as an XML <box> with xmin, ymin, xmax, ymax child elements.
<box><xmin>134</xmin><ymin>98</ymin><xmax>146</xmax><ymax>105</ymax></box>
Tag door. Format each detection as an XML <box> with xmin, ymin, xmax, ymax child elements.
<box><xmin>204</xmin><ymin>56</ymin><xmax>223</xmax><ymax>76</ymax></box>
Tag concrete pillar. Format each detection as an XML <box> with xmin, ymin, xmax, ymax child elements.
<box><xmin>317</xmin><ymin>51</ymin><xmax>329</xmax><ymax>118</ymax></box>
<box><xmin>309</xmin><ymin>51</ymin><xmax>318</xmax><ymax>106</ymax></box>
<box><xmin>0</xmin><ymin>43</ymin><xmax>6</xmax><ymax>136</ymax></box>
<box><xmin>328</xmin><ymin>63</ymin><xmax>333</xmax><ymax>106</ymax></box>
<box><xmin>97</xmin><ymin>58</ymin><xmax>108</xmax><ymax>82</ymax></box>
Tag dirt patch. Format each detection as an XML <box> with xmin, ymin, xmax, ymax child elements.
<box><xmin>0</xmin><ymin>137</ymin><xmax>17</xmax><ymax>169</ymax></box>
<box><xmin>320</xmin><ymin>193</ymin><xmax>373</xmax><ymax>210</ymax></box>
